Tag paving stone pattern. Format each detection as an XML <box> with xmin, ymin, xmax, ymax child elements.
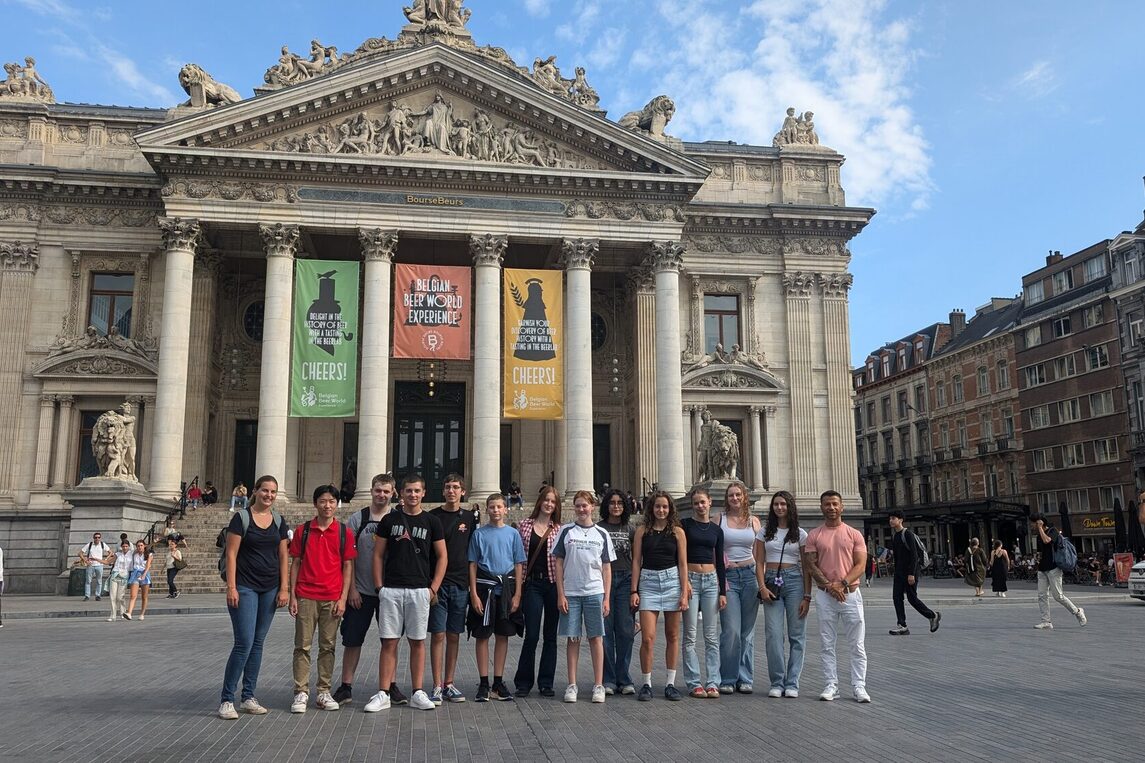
<box><xmin>0</xmin><ymin>583</ymin><xmax>1140</xmax><ymax>762</ymax></box>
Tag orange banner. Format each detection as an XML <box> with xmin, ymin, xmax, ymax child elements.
<box><xmin>392</xmin><ymin>264</ymin><xmax>472</xmax><ymax>359</ymax></box>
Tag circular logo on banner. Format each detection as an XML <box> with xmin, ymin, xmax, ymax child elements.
<box><xmin>422</xmin><ymin>331</ymin><xmax>444</xmax><ymax>354</ymax></box>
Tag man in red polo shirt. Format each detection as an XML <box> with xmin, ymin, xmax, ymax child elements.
<box><xmin>289</xmin><ymin>484</ymin><xmax>356</xmax><ymax>713</ymax></box>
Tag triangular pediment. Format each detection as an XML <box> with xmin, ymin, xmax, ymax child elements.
<box><xmin>33</xmin><ymin>349</ymin><xmax>158</xmax><ymax>380</ymax></box>
<box><xmin>136</xmin><ymin>43</ymin><xmax>709</xmax><ymax>181</ymax></box>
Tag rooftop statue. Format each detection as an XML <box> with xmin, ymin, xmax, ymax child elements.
<box><xmin>618</xmin><ymin>95</ymin><xmax>676</xmax><ymax>139</ymax></box>
<box><xmin>772</xmin><ymin>107</ymin><xmax>821</xmax><ymax>147</ymax></box>
<box><xmin>1</xmin><ymin>56</ymin><xmax>54</xmax><ymax>103</ymax></box>
<box><xmin>178</xmin><ymin>64</ymin><xmax>241</xmax><ymax>108</ymax></box>
<box><xmin>403</xmin><ymin>0</ymin><xmax>471</xmax><ymax>34</ymax></box>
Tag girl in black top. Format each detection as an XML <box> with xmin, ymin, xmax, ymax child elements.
<box><xmin>630</xmin><ymin>491</ymin><xmax>689</xmax><ymax>701</ymax></box>
<box><xmin>599</xmin><ymin>488</ymin><xmax>636</xmax><ymax>693</ymax></box>
<box><xmin>680</xmin><ymin>489</ymin><xmax>727</xmax><ymax>697</ymax></box>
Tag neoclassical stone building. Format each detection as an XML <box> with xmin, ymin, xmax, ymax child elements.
<box><xmin>0</xmin><ymin>2</ymin><xmax>872</xmax><ymax>591</ymax></box>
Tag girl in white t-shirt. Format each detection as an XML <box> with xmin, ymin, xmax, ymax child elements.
<box><xmin>107</xmin><ymin>540</ymin><xmax>133</xmax><ymax>621</ymax></box>
<box><xmin>125</xmin><ymin>540</ymin><xmax>152</xmax><ymax>621</ymax></box>
<box><xmin>753</xmin><ymin>490</ymin><xmax>810</xmax><ymax>698</ymax></box>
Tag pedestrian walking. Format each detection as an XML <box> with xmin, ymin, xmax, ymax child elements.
<box><xmin>805</xmin><ymin>490</ymin><xmax>870</xmax><ymax>703</ymax></box>
<box><xmin>0</xmin><ymin>541</ymin><xmax>5</xmax><ymax>628</ymax></box>
<box><xmin>963</xmin><ymin>538</ymin><xmax>988</xmax><ymax>597</ymax></box>
<box><xmin>217</xmin><ymin>474</ymin><xmax>290</xmax><ymax>720</ymax></box>
<box><xmin>754</xmin><ymin>490</ymin><xmax>810</xmax><ymax>698</ymax></box>
<box><xmin>989</xmin><ymin>540</ymin><xmax>1010</xmax><ymax>597</ymax></box>
<box><xmin>106</xmin><ymin>540</ymin><xmax>131</xmax><ymax>621</ymax></box>
<box><xmin>681</xmin><ymin>488</ymin><xmax>725</xmax><ymax>698</ymax></box>
<box><xmin>598</xmin><ymin>488</ymin><xmax>636</xmax><ymax>696</ymax></box>
<box><xmin>165</xmin><ymin>538</ymin><xmax>186</xmax><ymax>599</ymax></box>
<box><xmin>125</xmin><ymin>539</ymin><xmax>152</xmax><ymax>620</ymax></box>
<box><xmin>631</xmin><ymin>491</ymin><xmax>689</xmax><ymax>701</ymax></box>
<box><xmin>1031</xmin><ymin>514</ymin><xmax>1087</xmax><ymax>630</ymax></box>
<box><xmin>717</xmin><ymin>480</ymin><xmax>760</xmax><ymax>694</ymax></box>
<box><xmin>78</xmin><ymin>532</ymin><xmax>113</xmax><ymax>602</ymax></box>
<box><xmin>429</xmin><ymin>474</ymin><xmax>480</xmax><ymax>705</ymax></box>
<box><xmin>886</xmin><ymin>510</ymin><xmax>940</xmax><ymax>636</ymax></box>
<box><xmin>513</xmin><ymin>486</ymin><xmax>564</xmax><ymax>698</ymax></box>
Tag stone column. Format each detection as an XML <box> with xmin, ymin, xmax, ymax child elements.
<box><xmin>650</xmin><ymin>241</ymin><xmax>686</xmax><ymax>495</ymax></box>
<box><xmin>553</xmin><ymin>418</ymin><xmax>567</xmax><ymax>492</ymax></box>
<box><xmin>690</xmin><ymin>406</ymin><xmax>704</xmax><ymax>483</ymax></box>
<box><xmin>470</xmin><ymin>234</ymin><xmax>508</xmax><ymax>496</ymax></box>
<box><xmin>764</xmin><ymin>405</ymin><xmax>777</xmax><ymax>491</ymax></box>
<box><xmin>819</xmin><ymin>272</ymin><xmax>859</xmax><ymax>500</ymax></box>
<box><xmin>52</xmin><ymin>396</ymin><xmax>75</xmax><ymax>488</ymax></box>
<box><xmin>681</xmin><ymin>407</ymin><xmax>694</xmax><ymax>487</ymax></box>
<box><xmin>562</xmin><ymin>238</ymin><xmax>598</xmax><ymax>494</ymax></box>
<box><xmin>355</xmin><ymin>229</ymin><xmax>398</xmax><ymax>500</ymax></box>
<box><xmin>628</xmin><ymin>263</ymin><xmax>658</xmax><ymax>490</ymax></box>
<box><xmin>748</xmin><ymin>406</ymin><xmax>765</xmax><ymax>493</ymax></box>
<box><xmin>255</xmin><ymin>223</ymin><xmax>300</xmax><ymax>498</ymax></box>
<box><xmin>137</xmin><ymin>395</ymin><xmax>155</xmax><ymax>485</ymax></box>
<box><xmin>33</xmin><ymin>395</ymin><xmax>55</xmax><ymax>488</ymax></box>
<box><xmin>0</xmin><ymin>243</ymin><xmax>39</xmax><ymax>492</ymax></box>
<box><xmin>149</xmin><ymin>219</ymin><xmax>202</xmax><ymax>498</ymax></box>
<box><xmin>182</xmin><ymin>249</ymin><xmax>222</xmax><ymax>483</ymax></box>
<box><xmin>783</xmin><ymin>272</ymin><xmax>816</xmax><ymax>497</ymax></box>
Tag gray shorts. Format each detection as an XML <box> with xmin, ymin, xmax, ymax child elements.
<box><xmin>377</xmin><ymin>587</ymin><xmax>431</xmax><ymax>641</ymax></box>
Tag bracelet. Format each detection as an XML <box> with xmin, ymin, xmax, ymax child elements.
<box><xmin>802</xmin><ymin>595</ymin><xmax>812</xmax><ymax>600</ymax></box>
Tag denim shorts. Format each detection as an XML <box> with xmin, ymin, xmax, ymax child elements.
<box><xmin>559</xmin><ymin>593</ymin><xmax>605</xmax><ymax>638</ymax></box>
<box><xmin>638</xmin><ymin>568</ymin><xmax>682</xmax><ymax>612</ymax></box>
<box><xmin>127</xmin><ymin>570</ymin><xmax>151</xmax><ymax>586</ymax></box>
<box><xmin>428</xmin><ymin>583</ymin><xmax>468</xmax><ymax>635</ymax></box>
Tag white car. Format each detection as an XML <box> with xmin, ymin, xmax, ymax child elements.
<box><xmin>1130</xmin><ymin>560</ymin><xmax>1145</xmax><ymax>602</ymax></box>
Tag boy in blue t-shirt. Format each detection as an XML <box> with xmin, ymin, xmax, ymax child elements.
<box><xmin>467</xmin><ymin>493</ymin><xmax>526</xmax><ymax>702</ymax></box>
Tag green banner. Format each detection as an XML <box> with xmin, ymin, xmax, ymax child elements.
<box><xmin>291</xmin><ymin>260</ymin><xmax>360</xmax><ymax>417</ymax></box>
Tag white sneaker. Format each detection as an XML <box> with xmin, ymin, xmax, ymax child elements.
<box><xmin>240</xmin><ymin>698</ymin><xmax>268</xmax><ymax>715</ymax></box>
<box><xmin>290</xmin><ymin>692</ymin><xmax>309</xmax><ymax>713</ymax></box>
<box><xmin>364</xmin><ymin>691</ymin><xmax>390</xmax><ymax>712</ymax></box>
<box><xmin>1075</xmin><ymin>608</ymin><xmax>1087</xmax><ymax>627</ymax></box>
<box><xmin>767</xmin><ymin>688</ymin><xmax>783</xmax><ymax>698</ymax></box>
<box><xmin>409</xmin><ymin>689</ymin><xmax>436</xmax><ymax>711</ymax></box>
<box><xmin>106</xmin><ymin>617</ymin><xmax>115</xmax><ymax>622</ymax></box>
<box><xmin>591</xmin><ymin>685</ymin><xmax>606</xmax><ymax>704</ymax></box>
<box><xmin>316</xmin><ymin>692</ymin><xmax>340</xmax><ymax>711</ymax></box>
<box><xmin>564</xmin><ymin>684</ymin><xmax>579</xmax><ymax>703</ymax></box>
<box><xmin>1034</xmin><ymin>622</ymin><xmax>1053</xmax><ymax>630</ymax></box>
<box><xmin>783</xmin><ymin>688</ymin><xmax>799</xmax><ymax>698</ymax></box>
<box><xmin>819</xmin><ymin>684</ymin><xmax>839</xmax><ymax>701</ymax></box>
<box><xmin>218</xmin><ymin>701</ymin><xmax>239</xmax><ymax>720</ymax></box>
<box><xmin>854</xmin><ymin>687</ymin><xmax>871</xmax><ymax>703</ymax></box>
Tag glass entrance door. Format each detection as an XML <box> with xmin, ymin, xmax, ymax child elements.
<box><xmin>232</xmin><ymin>419</ymin><xmax>257</xmax><ymax>495</ymax></box>
<box><xmin>392</xmin><ymin>382</ymin><xmax>465</xmax><ymax>503</ymax></box>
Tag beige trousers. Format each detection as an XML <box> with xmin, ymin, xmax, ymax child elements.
<box><xmin>293</xmin><ymin>598</ymin><xmax>341</xmax><ymax>694</ymax></box>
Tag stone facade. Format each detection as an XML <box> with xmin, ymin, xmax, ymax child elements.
<box><xmin>0</xmin><ymin>4</ymin><xmax>872</xmax><ymax>591</ymax></box>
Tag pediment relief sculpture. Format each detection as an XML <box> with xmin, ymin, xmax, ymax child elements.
<box><xmin>34</xmin><ymin>349</ymin><xmax>158</xmax><ymax>380</ymax></box>
<box><xmin>260</xmin><ymin>92</ymin><xmax>611</xmax><ymax>170</ymax></box>
<box><xmin>683</xmin><ymin>342</ymin><xmax>768</xmax><ymax>373</ymax></box>
<box><xmin>1</xmin><ymin>56</ymin><xmax>53</xmax><ymax>103</ymax></box>
<box><xmin>179</xmin><ymin>64</ymin><xmax>241</xmax><ymax>108</ymax></box>
<box><xmin>47</xmin><ymin>325</ymin><xmax>156</xmax><ymax>362</ymax></box>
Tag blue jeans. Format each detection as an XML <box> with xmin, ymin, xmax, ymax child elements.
<box><xmin>84</xmin><ymin>564</ymin><xmax>104</xmax><ymax>598</ymax></box>
<box><xmin>719</xmin><ymin>565</ymin><xmax>759</xmax><ymax>687</ymax></box>
<box><xmin>514</xmin><ymin>578</ymin><xmax>558</xmax><ymax>692</ymax></box>
<box><xmin>603</xmin><ymin>571</ymin><xmax>635</xmax><ymax>688</ymax></box>
<box><xmin>682</xmin><ymin>571</ymin><xmax>721</xmax><ymax>689</ymax></box>
<box><xmin>221</xmin><ymin>586</ymin><xmax>279</xmax><ymax>703</ymax></box>
<box><xmin>762</xmin><ymin>567</ymin><xmax>806</xmax><ymax>692</ymax></box>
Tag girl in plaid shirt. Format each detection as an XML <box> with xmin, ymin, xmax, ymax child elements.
<box><xmin>512</xmin><ymin>486</ymin><xmax>564</xmax><ymax>697</ymax></box>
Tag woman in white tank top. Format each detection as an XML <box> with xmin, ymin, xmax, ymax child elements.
<box><xmin>753</xmin><ymin>490</ymin><xmax>810</xmax><ymax>697</ymax></box>
<box><xmin>716</xmin><ymin>481</ymin><xmax>761</xmax><ymax>693</ymax></box>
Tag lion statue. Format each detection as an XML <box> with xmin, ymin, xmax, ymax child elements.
<box><xmin>618</xmin><ymin>95</ymin><xmax>676</xmax><ymax>138</ymax></box>
<box><xmin>179</xmin><ymin>63</ymin><xmax>241</xmax><ymax>108</ymax></box>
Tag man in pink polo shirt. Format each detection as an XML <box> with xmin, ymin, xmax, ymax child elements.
<box><xmin>804</xmin><ymin>490</ymin><xmax>869</xmax><ymax>703</ymax></box>
<box><xmin>288</xmin><ymin>484</ymin><xmax>356</xmax><ymax>714</ymax></box>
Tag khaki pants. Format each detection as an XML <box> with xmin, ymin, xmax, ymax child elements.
<box><xmin>293</xmin><ymin>598</ymin><xmax>340</xmax><ymax>694</ymax></box>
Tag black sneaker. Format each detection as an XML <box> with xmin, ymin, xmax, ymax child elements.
<box><xmin>95</xmin><ymin>596</ymin><xmax>102</xmax><ymax>602</ymax></box>
<box><xmin>637</xmin><ymin>684</ymin><xmax>654</xmax><ymax>702</ymax></box>
<box><xmin>888</xmin><ymin>625</ymin><xmax>910</xmax><ymax>635</ymax></box>
<box><xmin>388</xmin><ymin>684</ymin><xmax>408</xmax><ymax>705</ymax></box>
<box><xmin>490</xmin><ymin>682</ymin><xmax>514</xmax><ymax>702</ymax></box>
<box><xmin>173</xmin><ymin>592</ymin><xmax>180</xmax><ymax>599</ymax></box>
<box><xmin>664</xmin><ymin>684</ymin><xmax>682</xmax><ymax>701</ymax></box>
<box><xmin>538</xmin><ymin>687</ymin><xmax>555</xmax><ymax>698</ymax></box>
<box><xmin>929</xmin><ymin>611</ymin><xmax>942</xmax><ymax>633</ymax></box>
<box><xmin>475</xmin><ymin>684</ymin><xmax>490</xmax><ymax>702</ymax></box>
<box><xmin>332</xmin><ymin>684</ymin><xmax>353</xmax><ymax>706</ymax></box>
<box><xmin>514</xmin><ymin>687</ymin><xmax>531</xmax><ymax>698</ymax></box>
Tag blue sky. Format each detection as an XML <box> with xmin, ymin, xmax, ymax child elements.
<box><xmin>4</xmin><ymin>0</ymin><xmax>1145</xmax><ymax>362</ymax></box>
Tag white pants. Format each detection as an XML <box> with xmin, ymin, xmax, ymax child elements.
<box><xmin>1037</xmin><ymin>568</ymin><xmax>1079</xmax><ymax>622</ymax></box>
<box><xmin>815</xmin><ymin>588</ymin><xmax>867</xmax><ymax>690</ymax></box>
<box><xmin>108</xmin><ymin>576</ymin><xmax>128</xmax><ymax>618</ymax></box>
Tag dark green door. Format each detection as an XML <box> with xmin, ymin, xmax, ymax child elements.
<box><xmin>392</xmin><ymin>382</ymin><xmax>465</xmax><ymax>503</ymax></box>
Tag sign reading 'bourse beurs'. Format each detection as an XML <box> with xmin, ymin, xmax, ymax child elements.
<box><xmin>291</xmin><ymin>260</ymin><xmax>360</xmax><ymax>417</ymax></box>
<box><xmin>392</xmin><ymin>264</ymin><xmax>473</xmax><ymax>360</ymax></box>
<box><xmin>503</xmin><ymin>268</ymin><xmax>563</xmax><ymax>420</ymax></box>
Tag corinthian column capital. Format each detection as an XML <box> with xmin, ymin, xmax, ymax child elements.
<box><xmin>560</xmin><ymin>238</ymin><xmax>599</xmax><ymax>271</ymax></box>
<box><xmin>359</xmin><ymin>228</ymin><xmax>399</xmax><ymax>262</ymax></box>
<box><xmin>648</xmin><ymin>240</ymin><xmax>685</xmax><ymax>273</ymax></box>
<box><xmin>259</xmin><ymin>223</ymin><xmax>300</xmax><ymax>258</ymax></box>
<box><xmin>158</xmin><ymin>217</ymin><xmax>203</xmax><ymax>253</ymax></box>
<box><xmin>818</xmin><ymin>271</ymin><xmax>854</xmax><ymax>298</ymax></box>
<box><xmin>470</xmin><ymin>234</ymin><xmax>507</xmax><ymax>267</ymax></box>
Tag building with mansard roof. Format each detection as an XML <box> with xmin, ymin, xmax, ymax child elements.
<box><xmin>0</xmin><ymin>2</ymin><xmax>873</xmax><ymax>592</ymax></box>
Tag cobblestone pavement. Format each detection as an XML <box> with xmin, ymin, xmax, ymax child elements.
<box><xmin>1</xmin><ymin>580</ymin><xmax>1140</xmax><ymax>762</ymax></box>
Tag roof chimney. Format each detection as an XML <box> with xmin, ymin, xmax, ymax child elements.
<box><xmin>949</xmin><ymin>309</ymin><xmax>966</xmax><ymax>338</ymax></box>
<box><xmin>1046</xmin><ymin>249</ymin><xmax>1063</xmax><ymax>266</ymax></box>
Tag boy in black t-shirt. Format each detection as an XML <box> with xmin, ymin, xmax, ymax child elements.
<box><xmin>428</xmin><ymin>474</ymin><xmax>480</xmax><ymax>705</ymax></box>
<box><xmin>364</xmin><ymin>474</ymin><xmax>447</xmax><ymax>713</ymax></box>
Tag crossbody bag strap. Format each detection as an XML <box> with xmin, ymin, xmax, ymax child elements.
<box><xmin>523</xmin><ymin>523</ymin><xmax>553</xmax><ymax>581</ymax></box>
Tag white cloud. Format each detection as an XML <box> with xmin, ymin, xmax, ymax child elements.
<box><xmin>97</xmin><ymin>45</ymin><xmax>178</xmax><ymax>105</ymax></box>
<box><xmin>522</xmin><ymin>0</ymin><xmax>550</xmax><ymax>18</ymax></box>
<box><xmin>555</xmin><ymin>1</ymin><xmax>602</xmax><ymax>44</ymax></box>
<box><xmin>1012</xmin><ymin>60</ymin><xmax>1056</xmax><ymax>98</ymax></box>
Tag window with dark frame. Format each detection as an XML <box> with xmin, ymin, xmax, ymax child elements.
<box><xmin>703</xmin><ymin>294</ymin><xmax>740</xmax><ymax>353</ymax></box>
<box><xmin>88</xmin><ymin>273</ymin><xmax>135</xmax><ymax>337</ymax></box>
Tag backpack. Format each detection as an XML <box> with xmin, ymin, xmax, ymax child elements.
<box><xmin>1053</xmin><ymin>533</ymin><xmax>1078</xmax><ymax>572</ymax></box>
<box><xmin>217</xmin><ymin>508</ymin><xmax>285</xmax><ymax>581</ymax></box>
<box><xmin>908</xmin><ymin>530</ymin><xmax>931</xmax><ymax>570</ymax></box>
<box><xmin>352</xmin><ymin>507</ymin><xmax>374</xmax><ymax>546</ymax></box>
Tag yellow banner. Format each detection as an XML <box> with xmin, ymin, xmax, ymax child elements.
<box><xmin>503</xmin><ymin>269</ymin><xmax>563</xmax><ymax>420</ymax></box>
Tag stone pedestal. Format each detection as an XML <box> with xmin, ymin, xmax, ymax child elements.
<box><xmin>676</xmin><ymin>479</ymin><xmax>765</xmax><ymax>520</ymax></box>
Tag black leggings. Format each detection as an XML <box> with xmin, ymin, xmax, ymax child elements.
<box><xmin>166</xmin><ymin>567</ymin><xmax>179</xmax><ymax>596</ymax></box>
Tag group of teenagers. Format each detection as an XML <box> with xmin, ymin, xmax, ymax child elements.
<box><xmin>216</xmin><ymin>471</ymin><xmax>876</xmax><ymax>720</ymax></box>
